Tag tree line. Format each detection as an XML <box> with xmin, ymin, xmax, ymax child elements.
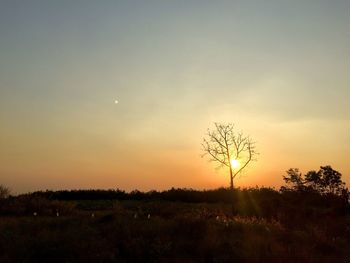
<box><xmin>0</xmin><ymin>165</ymin><xmax>345</xmax><ymax>205</ymax></box>
<box><xmin>281</xmin><ymin>165</ymin><xmax>349</xmax><ymax>198</ymax></box>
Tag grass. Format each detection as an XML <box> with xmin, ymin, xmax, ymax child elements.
<box><xmin>0</xmin><ymin>199</ymin><xmax>350</xmax><ymax>262</ymax></box>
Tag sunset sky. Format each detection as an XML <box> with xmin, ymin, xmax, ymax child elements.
<box><xmin>1</xmin><ymin>1</ymin><xmax>350</xmax><ymax>193</ymax></box>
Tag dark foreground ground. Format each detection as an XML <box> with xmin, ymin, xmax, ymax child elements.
<box><xmin>0</xmin><ymin>188</ymin><xmax>350</xmax><ymax>262</ymax></box>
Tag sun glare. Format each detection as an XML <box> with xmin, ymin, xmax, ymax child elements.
<box><xmin>230</xmin><ymin>159</ymin><xmax>240</xmax><ymax>169</ymax></box>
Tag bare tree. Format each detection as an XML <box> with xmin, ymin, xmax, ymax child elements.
<box><xmin>202</xmin><ymin>123</ymin><xmax>258</xmax><ymax>191</ymax></box>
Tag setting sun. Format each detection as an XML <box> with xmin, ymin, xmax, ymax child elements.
<box><xmin>230</xmin><ymin>159</ymin><xmax>240</xmax><ymax>169</ymax></box>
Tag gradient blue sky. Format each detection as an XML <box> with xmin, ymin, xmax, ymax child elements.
<box><xmin>1</xmin><ymin>1</ymin><xmax>350</xmax><ymax>193</ymax></box>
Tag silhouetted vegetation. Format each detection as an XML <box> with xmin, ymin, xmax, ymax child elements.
<box><xmin>202</xmin><ymin>123</ymin><xmax>258</xmax><ymax>190</ymax></box>
<box><xmin>281</xmin><ymin>166</ymin><xmax>349</xmax><ymax>201</ymax></box>
<box><xmin>0</xmin><ymin>166</ymin><xmax>349</xmax><ymax>262</ymax></box>
<box><xmin>0</xmin><ymin>185</ymin><xmax>10</xmax><ymax>199</ymax></box>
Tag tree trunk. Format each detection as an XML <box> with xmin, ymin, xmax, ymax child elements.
<box><xmin>229</xmin><ymin>167</ymin><xmax>236</xmax><ymax>215</ymax></box>
<box><xmin>230</xmin><ymin>167</ymin><xmax>234</xmax><ymax>191</ymax></box>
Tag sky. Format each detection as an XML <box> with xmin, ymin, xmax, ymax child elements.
<box><xmin>1</xmin><ymin>0</ymin><xmax>350</xmax><ymax>193</ymax></box>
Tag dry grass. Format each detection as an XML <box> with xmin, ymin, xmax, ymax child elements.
<box><xmin>0</xmin><ymin>199</ymin><xmax>349</xmax><ymax>262</ymax></box>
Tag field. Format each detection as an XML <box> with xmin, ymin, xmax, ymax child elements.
<box><xmin>1</xmin><ymin>188</ymin><xmax>350</xmax><ymax>263</ymax></box>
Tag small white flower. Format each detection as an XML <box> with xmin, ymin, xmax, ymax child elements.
<box><xmin>33</xmin><ymin>212</ymin><xmax>37</xmax><ymax>216</ymax></box>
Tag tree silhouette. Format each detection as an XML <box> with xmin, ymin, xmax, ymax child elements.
<box><xmin>282</xmin><ymin>168</ymin><xmax>305</xmax><ymax>191</ymax></box>
<box><xmin>282</xmin><ymin>166</ymin><xmax>348</xmax><ymax>197</ymax></box>
<box><xmin>0</xmin><ymin>185</ymin><xmax>10</xmax><ymax>199</ymax></box>
<box><xmin>305</xmin><ymin>166</ymin><xmax>347</xmax><ymax>195</ymax></box>
<box><xmin>202</xmin><ymin>123</ymin><xmax>258</xmax><ymax>191</ymax></box>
